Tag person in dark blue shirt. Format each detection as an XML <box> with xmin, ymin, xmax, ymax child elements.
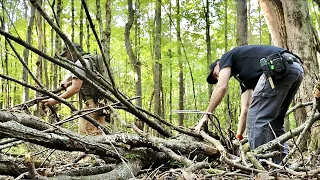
<box><xmin>194</xmin><ymin>45</ymin><xmax>304</xmax><ymax>163</ymax></box>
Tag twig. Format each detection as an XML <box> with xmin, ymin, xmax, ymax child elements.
<box><xmin>259</xmin><ymin>159</ymin><xmax>320</xmax><ymax>177</ymax></box>
<box><xmin>246</xmin><ymin>152</ymin><xmax>265</xmax><ymax>171</ymax></box>
<box><xmin>199</xmin><ymin>130</ymin><xmax>265</xmax><ymax>173</ymax></box>
<box><xmin>285</xmin><ymin>101</ymin><xmax>313</xmax><ymax>117</ymax></box>
<box><xmin>39</xmin><ymin>149</ymin><xmax>56</xmax><ymax>168</ymax></box>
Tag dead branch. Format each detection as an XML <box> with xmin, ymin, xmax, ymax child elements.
<box><xmin>55</xmin><ymin>164</ymin><xmax>115</xmax><ymax>177</ymax></box>
<box><xmin>283</xmin><ymin>99</ymin><xmax>318</xmax><ymax>164</ymax></box>
<box><xmin>252</xmin><ymin>113</ymin><xmax>320</xmax><ymax>154</ymax></box>
<box><xmin>199</xmin><ymin>130</ymin><xmax>265</xmax><ymax>173</ymax></box>
<box><xmin>10</xmin><ymin>82</ymin><xmax>71</xmax><ymax>111</ymax></box>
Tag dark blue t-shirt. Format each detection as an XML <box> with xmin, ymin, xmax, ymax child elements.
<box><xmin>219</xmin><ymin>45</ymin><xmax>284</xmax><ymax>92</ymax></box>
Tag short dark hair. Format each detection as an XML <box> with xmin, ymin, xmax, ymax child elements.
<box><xmin>206</xmin><ymin>59</ymin><xmax>220</xmax><ymax>84</ymax></box>
<box><xmin>60</xmin><ymin>43</ymin><xmax>84</xmax><ymax>57</ymax></box>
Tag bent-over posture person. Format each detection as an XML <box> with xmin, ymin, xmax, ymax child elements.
<box><xmin>194</xmin><ymin>45</ymin><xmax>304</xmax><ymax>163</ymax></box>
<box><xmin>42</xmin><ymin>43</ymin><xmax>106</xmax><ymax>135</ymax></box>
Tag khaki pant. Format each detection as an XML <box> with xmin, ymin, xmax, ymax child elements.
<box><xmin>78</xmin><ymin>99</ymin><xmax>106</xmax><ymax>135</ymax></box>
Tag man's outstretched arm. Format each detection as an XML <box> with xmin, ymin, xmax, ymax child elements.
<box><xmin>194</xmin><ymin>67</ymin><xmax>231</xmax><ymax>133</ymax></box>
<box><xmin>42</xmin><ymin>78</ymin><xmax>83</xmax><ymax>106</ymax></box>
<box><xmin>236</xmin><ymin>89</ymin><xmax>253</xmax><ymax>140</ymax></box>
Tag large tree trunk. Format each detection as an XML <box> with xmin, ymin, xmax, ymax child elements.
<box><xmin>154</xmin><ymin>0</ymin><xmax>163</xmax><ymax>119</ymax></box>
<box><xmin>259</xmin><ymin>0</ymin><xmax>318</xmax><ymax>126</ymax></box>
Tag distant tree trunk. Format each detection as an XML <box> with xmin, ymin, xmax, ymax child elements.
<box><xmin>86</xmin><ymin>14</ymin><xmax>90</xmax><ymax>52</ymax></box>
<box><xmin>154</xmin><ymin>0</ymin><xmax>162</xmax><ymax>118</ymax></box>
<box><xmin>104</xmin><ymin>0</ymin><xmax>111</xmax><ymax>64</ymax></box>
<box><xmin>168</xmin><ymin>49</ymin><xmax>173</xmax><ymax>124</ymax></box>
<box><xmin>50</xmin><ymin>15</ymin><xmax>54</xmax><ymax>89</ymax></box>
<box><xmin>247</xmin><ymin>0</ymin><xmax>251</xmax><ymax>43</ymax></box>
<box><xmin>125</xmin><ymin>0</ymin><xmax>143</xmax><ymax>129</ymax></box>
<box><xmin>22</xmin><ymin>4</ymin><xmax>35</xmax><ymax>102</ymax></box>
<box><xmin>80</xmin><ymin>2</ymin><xmax>84</xmax><ymax>47</ymax></box>
<box><xmin>205</xmin><ymin>0</ymin><xmax>212</xmax><ymax>100</ymax></box>
<box><xmin>168</xmin><ymin>1</ymin><xmax>173</xmax><ymax>124</ymax></box>
<box><xmin>224</xmin><ymin>0</ymin><xmax>233</xmax><ymax>126</ymax></box>
<box><xmin>43</xmin><ymin>17</ymin><xmax>49</xmax><ymax>89</ymax></box>
<box><xmin>71</xmin><ymin>0</ymin><xmax>75</xmax><ymax>41</ymax></box>
<box><xmin>236</xmin><ymin>0</ymin><xmax>248</xmax><ymax>46</ymax></box>
<box><xmin>259</xmin><ymin>0</ymin><xmax>318</xmax><ymax>126</ymax></box>
<box><xmin>135</xmin><ymin>0</ymin><xmax>143</xmax><ymax>129</ymax></box>
<box><xmin>79</xmin><ymin>2</ymin><xmax>84</xmax><ymax>109</ymax></box>
<box><xmin>35</xmin><ymin>0</ymin><xmax>43</xmax><ymax>116</ymax></box>
<box><xmin>0</xmin><ymin>39</ymin><xmax>3</xmax><ymax>109</ymax></box>
<box><xmin>96</xmin><ymin>0</ymin><xmax>103</xmax><ymax>39</ymax></box>
<box><xmin>36</xmin><ymin>0</ymin><xmax>43</xmax><ymax>98</ymax></box>
<box><xmin>176</xmin><ymin>0</ymin><xmax>184</xmax><ymax>126</ymax></box>
<box><xmin>4</xmin><ymin>39</ymin><xmax>10</xmax><ymax>108</ymax></box>
<box><xmin>54</xmin><ymin>0</ymin><xmax>62</xmax><ymax>88</ymax></box>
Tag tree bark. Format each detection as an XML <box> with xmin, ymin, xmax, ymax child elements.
<box><xmin>96</xmin><ymin>0</ymin><xmax>103</xmax><ymax>39</ymax></box>
<box><xmin>71</xmin><ymin>0</ymin><xmax>75</xmax><ymax>41</ymax></box>
<box><xmin>154</xmin><ymin>0</ymin><xmax>163</xmax><ymax>119</ymax></box>
<box><xmin>176</xmin><ymin>0</ymin><xmax>184</xmax><ymax>126</ymax></box>
<box><xmin>259</xmin><ymin>0</ymin><xmax>318</xmax><ymax>126</ymax></box>
<box><xmin>22</xmin><ymin>2</ymin><xmax>35</xmax><ymax>102</ymax></box>
<box><xmin>104</xmin><ymin>0</ymin><xmax>111</xmax><ymax>65</ymax></box>
<box><xmin>236</xmin><ymin>0</ymin><xmax>248</xmax><ymax>46</ymax></box>
<box><xmin>54</xmin><ymin>0</ymin><xmax>62</xmax><ymax>88</ymax></box>
<box><xmin>125</xmin><ymin>0</ymin><xmax>143</xmax><ymax>129</ymax></box>
<box><xmin>35</xmin><ymin>0</ymin><xmax>43</xmax><ymax>117</ymax></box>
<box><xmin>205</xmin><ymin>0</ymin><xmax>212</xmax><ymax>99</ymax></box>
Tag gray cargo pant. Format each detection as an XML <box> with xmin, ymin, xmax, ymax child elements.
<box><xmin>247</xmin><ymin>61</ymin><xmax>304</xmax><ymax>163</ymax></box>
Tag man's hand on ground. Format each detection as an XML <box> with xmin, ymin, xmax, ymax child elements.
<box><xmin>236</xmin><ymin>134</ymin><xmax>243</xmax><ymax>140</ymax></box>
<box><xmin>194</xmin><ymin>114</ymin><xmax>208</xmax><ymax>134</ymax></box>
<box><xmin>42</xmin><ymin>98</ymin><xmax>59</xmax><ymax>107</ymax></box>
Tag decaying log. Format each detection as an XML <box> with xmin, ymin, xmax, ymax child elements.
<box><xmin>0</xmin><ymin>106</ymin><xmax>319</xmax><ymax>178</ymax></box>
<box><xmin>109</xmin><ymin>106</ymin><xmax>212</xmax><ymax>171</ymax></box>
<box><xmin>0</xmin><ymin>111</ymin><xmax>53</xmax><ymax>131</ymax></box>
<box><xmin>0</xmin><ymin>120</ymin><xmax>122</xmax><ymax>159</ymax></box>
<box><xmin>0</xmin><ymin>157</ymin><xmax>27</xmax><ymax>176</ymax></box>
<box><xmin>54</xmin><ymin>149</ymin><xmax>159</xmax><ymax>180</ymax></box>
<box><xmin>56</xmin><ymin>164</ymin><xmax>116</xmax><ymax>177</ymax></box>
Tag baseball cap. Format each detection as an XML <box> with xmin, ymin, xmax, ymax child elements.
<box><xmin>206</xmin><ymin>59</ymin><xmax>220</xmax><ymax>84</ymax></box>
<box><xmin>60</xmin><ymin>43</ymin><xmax>84</xmax><ymax>57</ymax></box>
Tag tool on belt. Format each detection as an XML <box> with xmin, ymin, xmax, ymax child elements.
<box><xmin>260</xmin><ymin>51</ymin><xmax>300</xmax><ymax>89</ymax></box>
